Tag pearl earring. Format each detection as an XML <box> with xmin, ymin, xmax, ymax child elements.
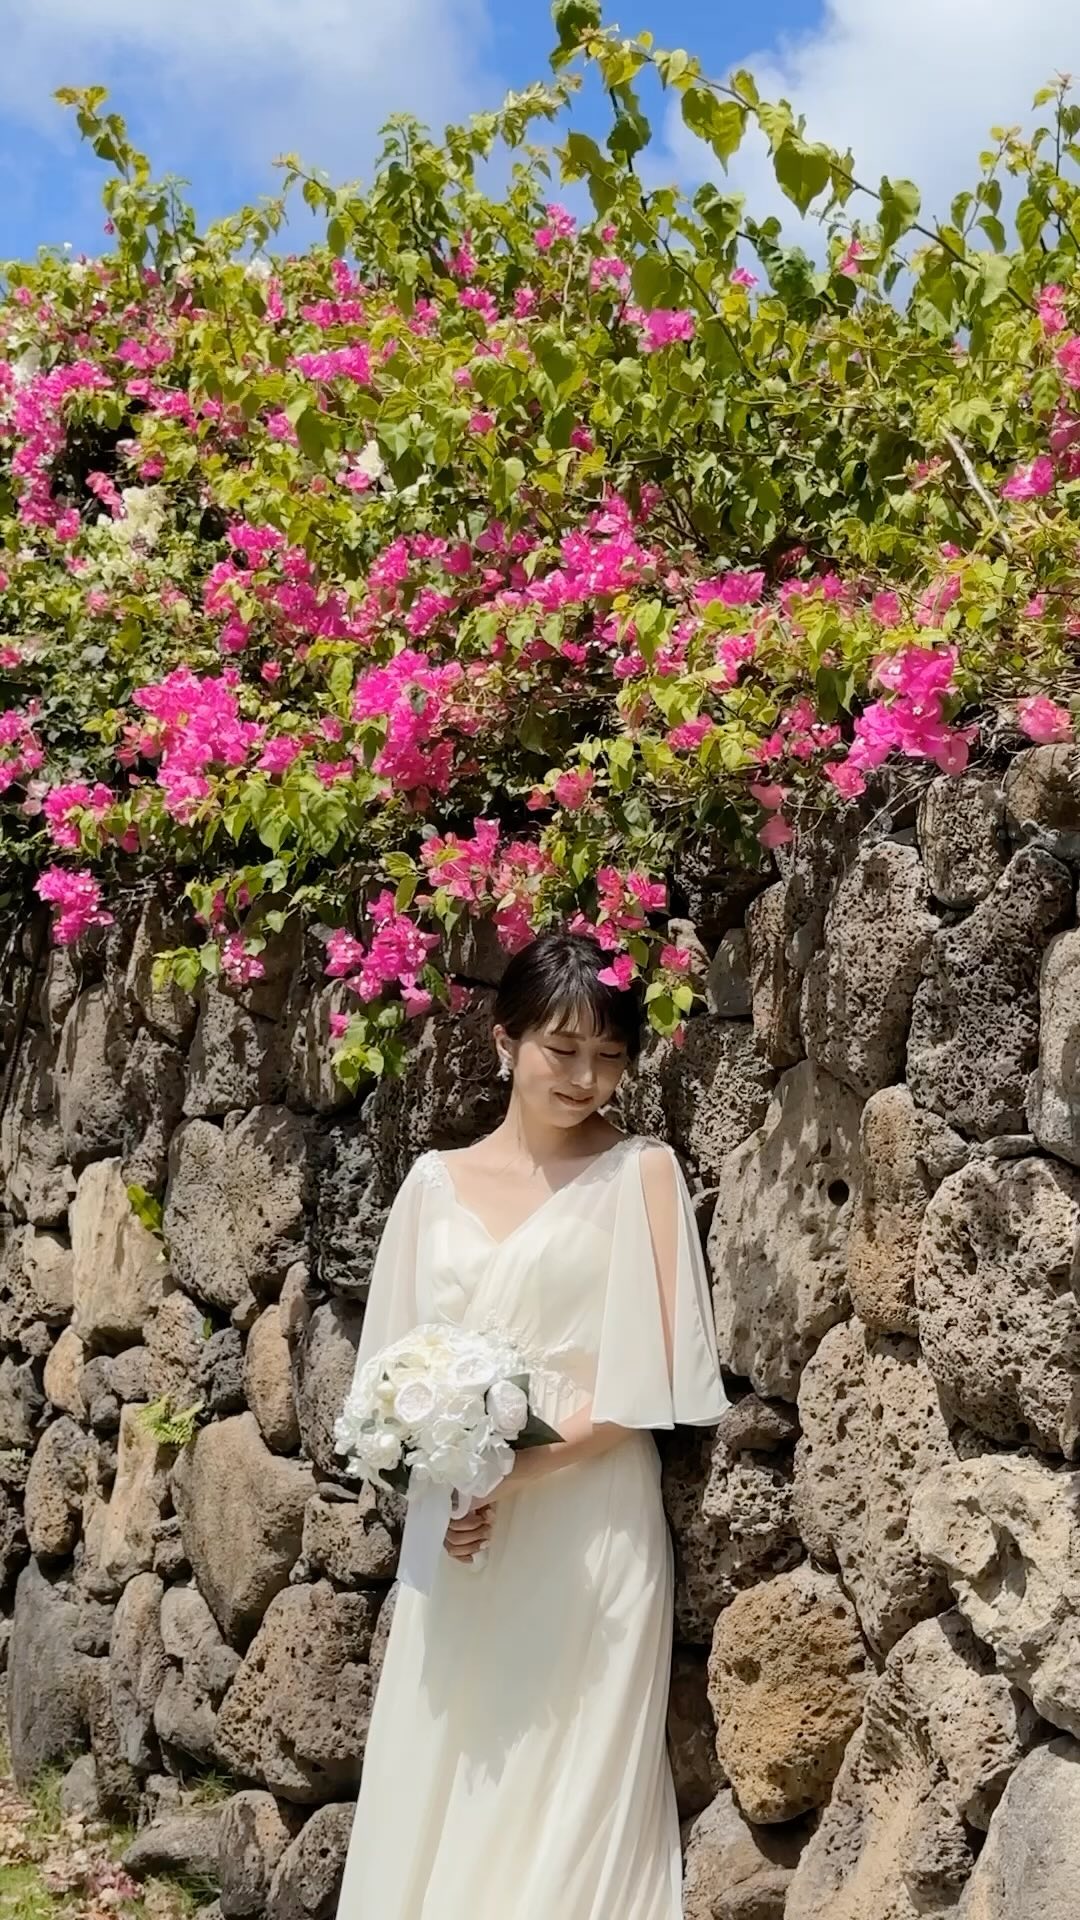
<box><xmin>498</xmin><ymin>1052</ymin><xmax>512</xmax><ymax>1081</ymax></box>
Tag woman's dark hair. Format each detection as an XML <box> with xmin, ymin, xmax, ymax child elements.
<box><xmin>493</xmin><ymin>931</ymin><xmax>644</xmax><ymax>1060</ymax></box>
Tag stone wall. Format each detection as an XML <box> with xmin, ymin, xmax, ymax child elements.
<box><xmin>3</xmin><ymin>746</ymin><xmax>1080</xmax><ymax>1919</ymax></box>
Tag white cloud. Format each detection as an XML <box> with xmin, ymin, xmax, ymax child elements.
<box><xmin>0</xmin><ymin>0</ymin><xmax>499</xmax><ymax>188</ymax></box>
<box><xmin>661</xmin><ymin>0</ymin><xmax>1080</xmax><ymax>252</ymax></box>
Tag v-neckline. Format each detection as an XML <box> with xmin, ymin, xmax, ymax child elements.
<box><xmin>434</xmin><ymin>1135</ymin><xmax>635</xmax><ymax>1251</ymax></box>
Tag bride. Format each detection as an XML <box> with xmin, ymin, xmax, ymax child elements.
<box><xmin>336</xmin><ymin>929</ymin><xmax>729</xmax><ymax>1919</ymax></box>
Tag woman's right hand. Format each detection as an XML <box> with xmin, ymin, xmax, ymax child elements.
<box><xmin>444</xmin><ymin>1501</ymin><xmax>493</xmax><ymax>1563</ymax></box>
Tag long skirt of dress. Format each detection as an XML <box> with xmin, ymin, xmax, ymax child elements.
<box><xmin>336</xmin><ymin>1430</ymin><xmax>682</xmax><ymax>1920</ymax></box>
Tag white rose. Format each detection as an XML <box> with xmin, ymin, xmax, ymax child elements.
<box><xmin>487</xmin><ymin>1379</ymin><xmax>529</xmax><ymax>1439</ymax></box>
<box><xmin>394</xmin><ymin>1379</ymin><xmax>439</xmax><ymax>1426</ymax></box>
<box><xmin>361</xmin><ymin>1430</ymin><xmax>402</xmax><ymax>1471</ymax></box>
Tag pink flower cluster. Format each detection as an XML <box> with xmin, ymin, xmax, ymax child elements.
<box><xmin>326</xmin><ymin>892</ymin><xmax>440</xmax><ymax>1013</ymax></box>
<box><xmin>126</xmin><ymin>666</ymin><xmax>265</xmax><ymax>820</ymax></box>
<box><xmin>0</xmin><ymin>705</ymin><xmax>44</xmax><ymax>793</ymax></box>
<box><xmin>535</xmin><ymin>205</ymin><xmax>576</xmax><ymax>251</ymax></box>
<box><xmin>8</xmin><ymin>360</ymin><xmax>111</xmax><ymax>528</ymax></box>
<box><xmin>42</xmin><ymin>781</ymin><xmax>113</xmax><ymax>849</ymax></box>
<box><xmin>290</xmin><ymin>345</ymin><xmax>371</xmax><ymax>384</ymax></box>
<box><xmin>34</xmin><ymin>866</ymin><xmax>113</xmax><ymax>945</ymax></box>
<box><xmin>351</xmin><ymin>649</ymin><xmax>465</xmax><ymax>793</ymax></box>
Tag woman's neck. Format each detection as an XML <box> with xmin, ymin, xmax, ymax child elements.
<box><xmin>491</xmin><ymin>1100</ymin><xmax>609</xmax><ymax>1170</ymax></box>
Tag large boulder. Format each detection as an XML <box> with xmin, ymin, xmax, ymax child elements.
<box><xmin>706</xmin><ymin>928</ymin><xmax>752</xmax><ymax>1019</ymax></box>
<box><xmin>109</xmin><ymin>1571</ymin><xmax>169</xmax><ymax>1769</ymax></box>
<box><xmin>173</xmin><ymin>1413</ymin><xmax>314</xmax><ymax>1645</ymax></box>
<box><xmin>916</xmin><ymin>1153</ymin><xmax>1080</xmax><ymax>1456</ymax></box>
<box><xmin>244</xmin><ymin>1306</ymin><xmax>300</xmax><ymax>1453</ymax></box>
<box><xmin>617</xmin><ymin>1016</ymin><xmax>774</xmax><ymax>1185</ymax></box>
<box><xmin>668</xmin><ymin>1648</ymin><xmax>726</xmax><ymax>1821</ymax></box>
<box><xmin>912</xmin><ymin>1450</ymin><xmax>1080</xmax><ymax>1735</ymax></box>
<box><xmin>123</xmin><ymin>1808</ymin><xmax>225</xmax><ymax>1881</ymax></box>
<box><xmin>917</xmin><ymin>774</ymin><xmax>1008</xmax><ymax>909</ymax></box>
<box><xmin>0</xmin><ymin>1354</ymin><xmax>42</xmax><ymax>1446</ymax></box>
<box><xmin>160</xmin><ymin>1583</ymin><xmax>242</xmax><ymax>1699</ymax></box>
<box><xmin>959</xmin><ymin>1738</ymin><xmax>1080</xmax><ymax>1919</ymax></box>
<box><xmin>266</xmin><ymin>1803</ymin><xmax>355</xmax><ymax>1920</ymax></box>
<box><xmin>907</xmin><ymin>847</ymin><xmax>1073</xmax><ymax>1138</ymax></box>
<box><xmin>846</xmin><ymin>1086</ymin><xmax>967</xmax><ymax>1335</ymax></box>
<box><xmin>1028</xmin><ymin>927</ymin><xmax>1080</xmax><ymax>1167</ymax></box>
<box><xmin>56</xmin><ymin>984</ymin><xmax>130</xmax><ymax>1170</ymax></box>
<box><xmin>794</xmin><ymin>1322</ymin><xmax>953</xmax><ymax>1653</ymax></box>
<box><xmin>662</xmin><ymin>1430</ymin><xmax>801</xmax><ymax>1646</ymax></box>
<box><xmin>23</xmin><ymin>1227</ymin><xmax>74</xmax><ymax>1323</ymax></box>
<box><xmin>785</xmin><ymin>1613</ymin><xmax>1033</xmax><ymax>1920</ymax></box>
<box><xmin>70</xmin><ymin>1158</ymin><xmax>165</xmax><ymax>1351</ymax></box>
<box><xmin>0</xmin><ymin>1030</ymin><xmax>76</xmax><ymax>1226</ymax></box>
<box><xmin>801</xmin><ymin>842</ymin><xmax>939</xmax><ymax>1100</ymax></box>
<box><xmin>182</xmin><ymin>980</ymin><xmax>287</xmax><ymax>1117</ymax></box>
<box><xmin>120</xmin><ymin>1025</ymin><xmax>187</xmax><ymax>1194</ymax></box>
<box><xmin>291</xmin><ymin>1298</ymin><xmax>365</xmax><ymax>1476</ymax></box>
<box><xmin>297</xmin><ymin>1487</ymin><xmax>398</xmax><ymax>1588</ymax></box>
<box><xmin>708</xmin><ymin>1563</ymin><xmax>869</xmax><ymax>1824</ymax></box>
<box><xmin>745</xmin><ymin>881</ymin><xmax>804</xmax><ymax>1071</ymax></box>
<box><xmin>24</xmin><ymin>1414</ymin><xmax>95</xmax><ymax>1559</ymax></box>
<box><xmin>309</xmin><ymin>1121</ymin><xmax>386</xmax><ymax>1299</ymax></box>
<box><xmin>43</xmin><ymin>1324</ymin><xmax>86</xmax><ymax>1416</ymax></box>
<box><xmin>7</xmin><ymin>1561</ymin><xmax>89</xmax><ymax>1787</ymax></box>
<box><xmin>709</xmin><ymin>1061</ymin><xmax>862</xmax><ymax>1399</ymax></box>
<box><xmin>284</xmin><ymin>979</ymin><xmax>354</xmax><ymax>1116</ymax></box>
<box><xmin>682</xmin><ymin>1789</ymin><xmax>810</xmax><ymax>1920</ymax></box>
<box><xmin>94</xmin><ymin>1403</ymin><xmax>173</xmax><ymax>1588</ymax></box>
<box><xmin>124</xmin><ymin>894</ymin><xmax>201</xmax><ymax>1047</ymax></box>
<box><xmin>1003</xmin><ymin>743</ymin><xmax>1080</xmax><ymax>851</ymax></box>
<box><xmin>215</xmin><ymin>1583</ymin><xmax>378</xmax><ymax>1803</ymax></box>
<box><xmin>146</xmin><ymin>1286</ymin><xmax>210</xmax><ymax>1402</ymax></box>
<box><xmin>164</xmin><ymin>1108</ymin><xmax>309</xmax><ymax>1319</ymax></box>
<box><xmin>218</xmin><ymin>1791</ymin><xmax>303</xmax><ymax>1918</ymax></box>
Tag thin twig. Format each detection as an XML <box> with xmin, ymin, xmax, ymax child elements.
<box><xmin>941</xmin><ymin>429</ymin><xmax>1013</xmax><ymax>552</ymax></box>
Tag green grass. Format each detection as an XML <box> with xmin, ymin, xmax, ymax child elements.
<box><xmin>0</xmin><ymin>1863</ymin><xmax>58</xmax><ymax>1920</ymax></box>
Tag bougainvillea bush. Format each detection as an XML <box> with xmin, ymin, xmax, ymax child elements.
<box><xmin>2</xmin><ymin>0</ymin><xmax>1079</xmax><ymax>1081</ymax></box>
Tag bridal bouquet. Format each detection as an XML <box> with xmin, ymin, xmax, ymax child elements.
<box><xmin>334</xmin><ymin>1322</ymin><xmax>563</xmax><ymax>1594</ymax></box>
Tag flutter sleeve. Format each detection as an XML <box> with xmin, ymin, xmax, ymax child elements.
<box><xmin>591</xmin><ymin>1141</ymin><xmax>729</xmax><ymax>1429</ymax></box>
<box><xmin>350</xmin><ymin>1156</ymin><xmax>429</xmax><ymax>1375</ymax></box>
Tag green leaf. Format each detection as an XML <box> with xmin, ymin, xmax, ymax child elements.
<box><xmin>877</xmin><ymin>176</ymin><xmax>921</xmax><ymax>248</ymax></box>
<box><xmin>680</xmin><ymin>88</ymin><xmax>746</xmax><ymax>169</ymax></box>
<box><xmin>773</xmin><ymin>137</ymin><xmax>832</xmax><ymax>216</ymax></box>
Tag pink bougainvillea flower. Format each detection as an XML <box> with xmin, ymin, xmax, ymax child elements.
<box><xmin>291</xmin><ymin>345</ymin><xmax>371</xmax><ymax>384</ymax></box>
<box><xmin>637</xmin><ymin>308</ymin><xmax>695</xmax><ymax>352</ymax></box>
<box><xmin>915</xmin><ymin>574</ymin><xmax>962</xmax><ymax>627</ymax></box>
<box><xmin>666</xmin><ymin>715</ymin><xmax>713</xmax><ymax>750</ymax></box>
<box><xmin>759</xmin><ymin>814</ymin><xmax>794</xmax><ymax>849</ymax></box>
<box><xmin>870</xmin><ymin>590</ymin><xmax>902</xmax><ymax>626</ymax></box>
<box><xmin>534</xmin><ymin>203</ymin><xmax>576</xmax><ymax>250</ymax></box>
<box><xmin>694</xmin><ymin>569</ymin><xmax>765</xmax><ymax>609</ymax></box>
<box><xmin>730</xmin><ymin>267</ymin><xmax>758</xmax><ymax>289</ymax></box>
<box><xmin>1055</xmin><ymin>334</ymin><xmax>1080</xmax><ymax>388</ymax></box>
<box><xmin>35</xmin><ymin>867</ymin><xmax>114</xmax><ymax>945</ymax></box>
<box><xmin>749</xmin><ymin>781</ymin><xmax>788</xmax><ymax>810</ymax></box>
<box><xmin>467</xmin><ymin>411</ymin><xmax>496</xmax><ymax>435</ymax></box>
<box><xmin>329</xmin><ymin>1011</ymin><xmax>351</xmax><ymax>1040</ymax></box>
<box><xmin>1001</xmin><ymin>455</ymin><xmax>1055</xmax><ymax>500</ymax></box>
<box><xmin>552</xmin><ymin>768</ymin><xmax>594</xmax><ymax>809</ymax></box>
<box><xmin>596</xmin><ymin>952</ymin><xmax>636</xmax><ymax>989</ymax></box>
<box><xmin>1039</xmin><ymin>284</ymin><xmax>1067</xmax><ymax>336</ymax></box>
<box><xmin>824</xmin><ymin>759</ymin><xmax>867</xmax><ymax>800</ymax></box>
<box><xmin>659</xmin><ymin>943</ymin><xmax>693</xmax><ymax>973</ymax></box>
<box><xmin>1017</xmin><ymin>694</ymin><xmax>1073</xmax><ymax>744</ymax></box>
<box><xmin>837</xmin><ymin>237</ymin><xmax>866</xmax><ymax>277</ymax></box>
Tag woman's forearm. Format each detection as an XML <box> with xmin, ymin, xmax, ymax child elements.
<box><xmin>500</xmin><ymin>1403</ymin><xmax>632</xmax><ymax>1497</ymax></box>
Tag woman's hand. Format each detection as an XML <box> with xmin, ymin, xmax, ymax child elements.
<box><xmin>443</xmin><ymin>1500</ymin><xmax>493</xmax><ymax>1562</ymax></box>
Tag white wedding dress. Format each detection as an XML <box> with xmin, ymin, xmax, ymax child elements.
<box><xmin>336</xmin><ymin>1133</ymin><xmax>729</xmax><ymax>1920</ymax></box>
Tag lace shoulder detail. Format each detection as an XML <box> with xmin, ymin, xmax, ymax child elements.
<box><xmin>411</xmin><ymin>1149</ymin><xmax>448</xmax><ymax>1191</ymax></box>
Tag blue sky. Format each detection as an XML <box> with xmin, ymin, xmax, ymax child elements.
<box><xmin>2</xmin><ymin>0</ymin><xmax>1080</xmax><ymax>262</ymax></box>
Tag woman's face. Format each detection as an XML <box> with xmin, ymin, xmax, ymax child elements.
<box><xmin>495</xmin><ymin>1015</ymin><xmax>628</xmax><ymax>1129</ymax></box>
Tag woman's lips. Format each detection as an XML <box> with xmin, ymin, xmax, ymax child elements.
<box><xmin>554</xmin><ymin>1090</ymin><xmax>592</xmax><ymax>1107</ymax></box>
